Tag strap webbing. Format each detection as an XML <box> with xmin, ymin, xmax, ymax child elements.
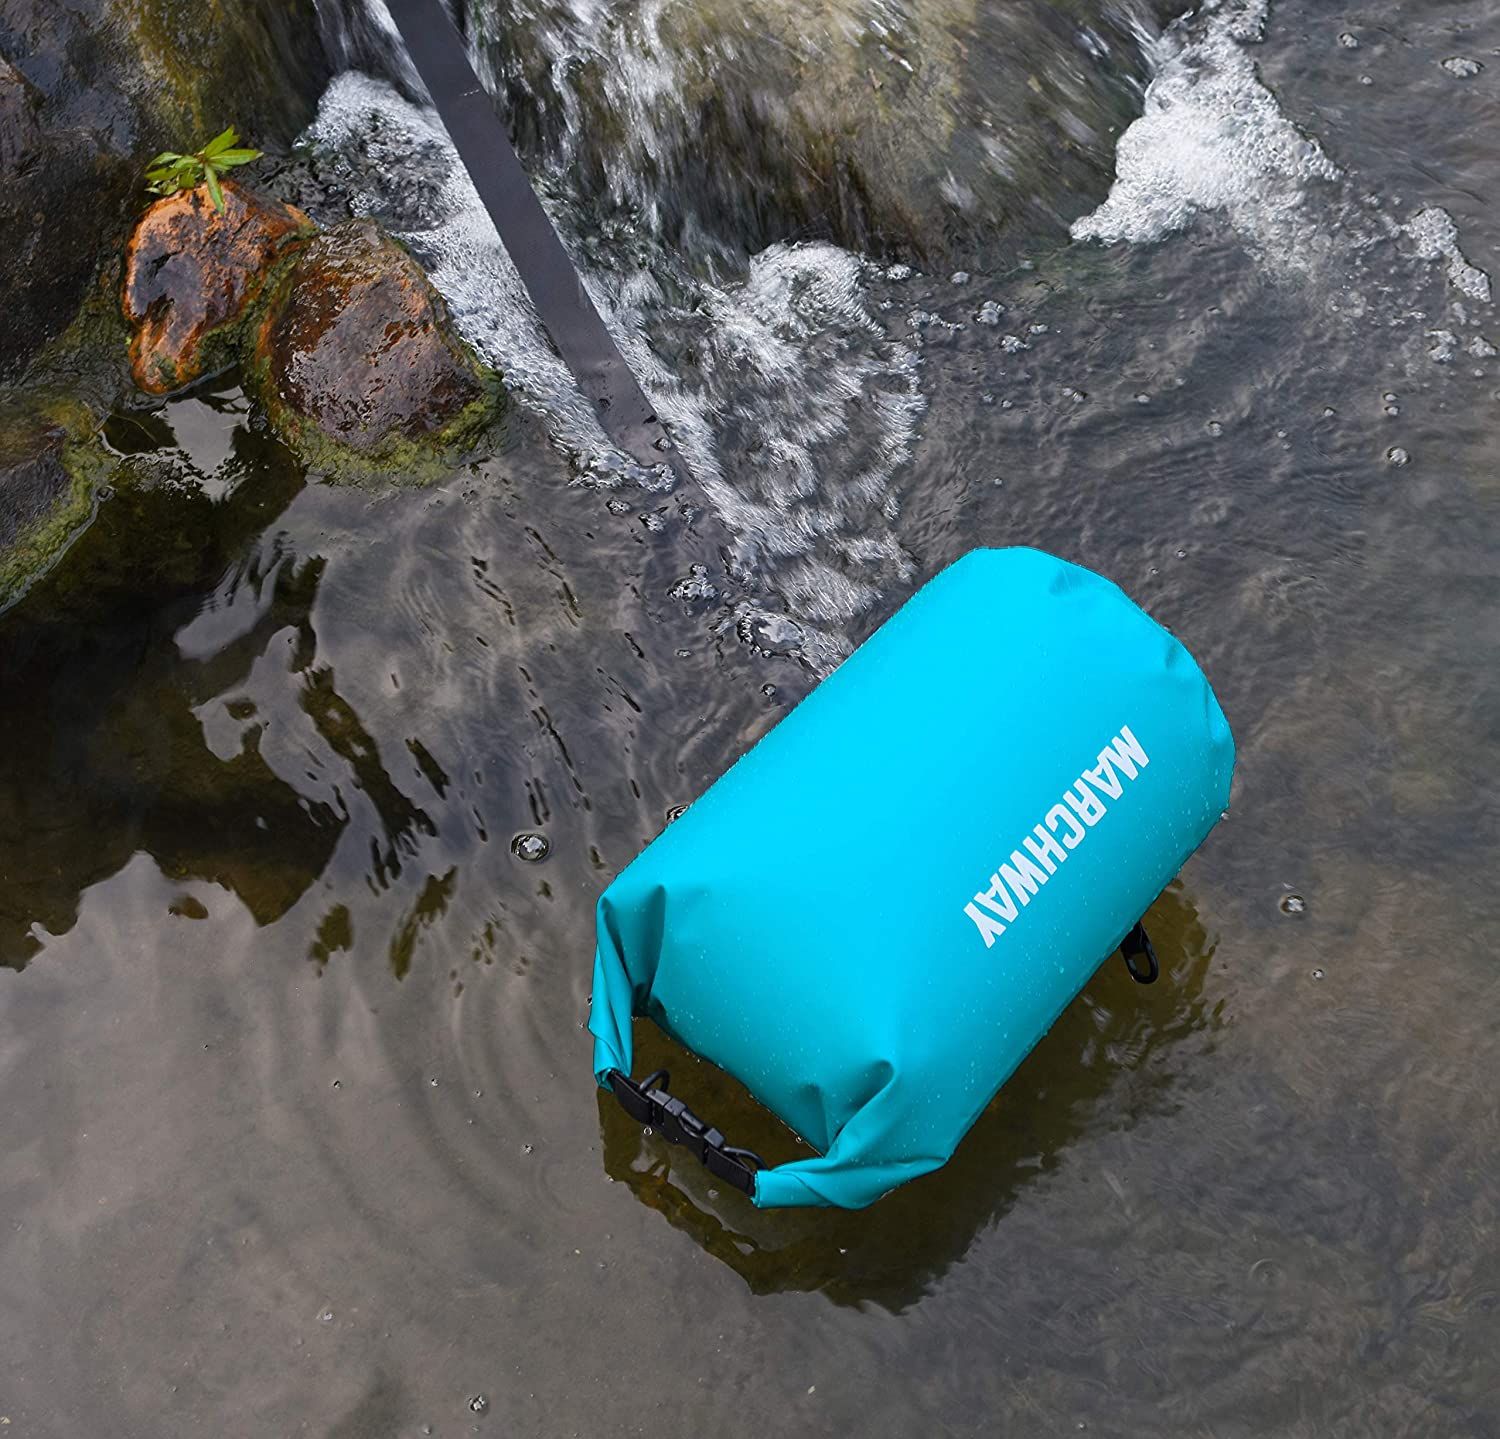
<box><xmin>381</xmin><ymin>0</ymin><xmax>680</xmax><ymax>473</ymax></box>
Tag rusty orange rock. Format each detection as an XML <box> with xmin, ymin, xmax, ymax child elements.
<box><xmin>122</xmin><ymin>179</ymin><xmax>314</xmax><ymax>395</ymax></box>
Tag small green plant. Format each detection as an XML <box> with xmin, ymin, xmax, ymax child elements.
<box><xmin>145</xmin><ymin>127</ymin><xmax>263</xmax><ymax>213</ymax></box>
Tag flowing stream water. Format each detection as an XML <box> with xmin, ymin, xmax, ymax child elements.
<box><xmin>3</xmin><ymin>0</ymin><xmax>1499</xmax><ymax>1433</ymax></box>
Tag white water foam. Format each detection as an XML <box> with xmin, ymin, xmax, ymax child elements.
<box><xmin>1405</xmin><ymin>207</ymin><xmax>1493</xmax><ymax>305</ymax></box>
<box><xmin>1072</xmin><ymin>0</ymin><xmax>1493</xmax><ymax>359</ymax></box>
<box><xmin>302</xmin><ymin>72</ymin><xmax>923</xmax><ymax>669</ymax></box>
<box><xmin>1070</xmin><ymin>1</ymin><xmax>1340</xmax><ymax>269</ymax></box>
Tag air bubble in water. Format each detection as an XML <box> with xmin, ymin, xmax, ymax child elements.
<box><xmin>511</xmin><ymin>832</ymin><xmax>550</xmax><ymax>862</ymax></box>
<box><xmin>1279</xmin><ymin>894</ymin><xmax>1306</xmax><ymax>915</ymax></box>
<box><xmin>1386</xmin><ymin>447</ymin><xmax>1410</xmax><ymax>466</ymax></box>
<box><xmin>1338</xmin><ymin>32</ymin><xmax>1359</xmax><ymax>48</ymax></box>
<box><xmin>1311</xmin><ymin>967</ymin><xmax>1325</xmax><ymax>980</ymax></box>
<box><xmin>1207</xmin><ymin>420</ymin><xmax>1224</xmax><ymax>436</ymax></box>
<box><xmin>469</xmin><ymin>1395</ymin><xmax>489</xmax><ymax>1414</ymax></box>
<box><xmin>1442</xmin><ymin>56</ymin><xmax>1482</xmax><ymax>78</ymax></box>
<box><xmin>670</xmin><ymin>564</ymin><xmax>718</xmax><ymax>604</ymax></box>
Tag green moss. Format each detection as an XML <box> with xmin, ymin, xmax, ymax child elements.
<box><xmin>0</xmin><ymin>400</ymin><xmax>113</xmax><ymax>611</ymax></box>
<box><xmin>118</xmin><ymin>0</ymin><xmax>330</xmax><ymax>152</ymax></box>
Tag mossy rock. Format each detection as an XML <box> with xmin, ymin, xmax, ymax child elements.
<box><xmin>479</xmin><ymin>0</ymin><xmax>1162</xmax><ymax>264</ymax></box>
<box><xmin>249</xmin><ymin>219</ymin><xmax>501</xmax><ymax>478</ymax></box>
<box><xmin>0</xmin><ymin>396</ymin><xmax>112</xmax><ymax>610</ymax></box>
<box><xmin>123</xmin><ymin>180</ymin><xmax>315</xmax><ymax>395</ymax></box>
<box><xmin>0</xmin><ymin>0</ymin><xmax>330</xmax><ymax>383</ymax></box>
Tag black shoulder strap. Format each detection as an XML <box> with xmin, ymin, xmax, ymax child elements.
<box><xmin>381</xmin><ymin>0</ymin><xmax>681</xmax><ymax>474</ymax></box>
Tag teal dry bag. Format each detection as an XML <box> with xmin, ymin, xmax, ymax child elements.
<box><xmin>590</xmin><ymin>548</ymin><xmax>1234</xmax><ymax>1209</ymax></box>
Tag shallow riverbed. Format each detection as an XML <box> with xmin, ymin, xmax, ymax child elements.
<box><xmin>2</xmin><ymin>0</ymin><xmax>1499</xmax><ymax>1433</ymax></box>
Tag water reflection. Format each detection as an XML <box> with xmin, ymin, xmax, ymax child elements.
<box><xmin>0</xmin><ymin>393</ymin><xmax>330</xmax><ymax>968</ymax></box>
<box><xmin>600</xmin><ymin>883</ymin><xmax>1218</xmax><ymax>1310</ymax></box>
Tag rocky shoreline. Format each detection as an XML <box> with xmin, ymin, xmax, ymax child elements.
<box><xmin>0</xmin><ymin>0</ymin><xmax>501</xmax><ymax>609</ymax></box>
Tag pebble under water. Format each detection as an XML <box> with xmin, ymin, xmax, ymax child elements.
<box><xmin>3</xmin><ymin>0</ymin><xmax>1500</xmax><ymax>1434</ymax></box>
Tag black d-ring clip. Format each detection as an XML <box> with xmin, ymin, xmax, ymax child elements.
<box><xmin>607</xmin><ymin>1069</ymin><xmax>766</xmax><ymax>1196</ymax></box>
<box><xmin>1120</xmin><ymin>921</ymin><xmax>1159</xmax><ymax>984</ymax></box>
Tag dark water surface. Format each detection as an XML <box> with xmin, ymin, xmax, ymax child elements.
<box><xmin>4</xmin><ymin>0</ymin><xmax>1500</xmax><ymax>1433</ymax></box>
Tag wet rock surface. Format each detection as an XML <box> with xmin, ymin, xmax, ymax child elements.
<box><xmin>453</xmin><ymin>0</ymin><xmax>1168</xmax><ymax>264</ymax></box>
<box><xmin>0</xmin><ymin>0</ymin><xmax>331</xmax><ymax>382</ymax></box>
<box><xmin>0</xmin><ymin>55</ymin><xmax>130</xmax><ymax>387</ymax></box>
<box><xmin>1</xmin><ymin>418</ymin><xmax>74</xmax><ymax>556</ymax></box>
<box><xmin>253</xmin><ymin>219</ymin><xmax>494</xmax><ymax>465</ymax></box>
<box><xmin>0</xmin><ymin>399</ymin><xmax>105</xmax><ymax>605</ymax></box>
<box><xmin>123</xmin><ymin>181</ymin><xmax>314</xmax><ymax>395</ymax></box>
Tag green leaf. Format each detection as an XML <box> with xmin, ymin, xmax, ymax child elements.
<box><xmin>148</xmin><ymin>151</ymin><xmax>184</xmax><ymax>167</ymax></box>
<box><xmin>201</xmin><ymin>125</ymin><xmax>239</xmax><ymax>158</ymax></box>
<box><xmin>214</xmin><ymin>148</ymin><xmax>262</xmax><ymax>168</ymax></box>
<box><xmin>204</xmin><ymin>167</ymin><xmax>225</xmax><ymax>213</ymax></box>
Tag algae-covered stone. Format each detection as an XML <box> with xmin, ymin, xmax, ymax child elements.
<box><xmin>123</xmin><ymin>180</ymin><xmax>315</xmax><ymax>394</ymax></box>
<box><xmin>0</xmin><ymin>398</ymin><xmax>109</xmax><ymax>609</ymax></box>
<box><xmin>252</xmin><ymin>220</ymin><xmax>497</xmax><ymax>473</ymax></box>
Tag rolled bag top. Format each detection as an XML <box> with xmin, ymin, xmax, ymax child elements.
<box><xmin>589</xmin><ymin>548</ymin><xmax>1234</xmax><ymax>1209</ymax></box>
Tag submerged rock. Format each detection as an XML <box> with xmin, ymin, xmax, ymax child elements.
<box><xmin>251</xmin><ymin>219</ymin><xmax>496</xmax><ymax>469</ymax></box>
<box><xmin>461</xmin><ymin>0</ymin><xmax>1169</xmax><ymax>264</ymax></box>
<box><xmin>123</xmin><ymin>181</ymin><xmax>315</xmax><ymax>394</ymax></box>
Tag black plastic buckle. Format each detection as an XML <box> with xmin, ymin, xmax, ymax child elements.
<box><xmin>607</xmin><ymin>1069</ymin><xmax>765</xmax><ymax>1196</ymax></box>
<box><xmin>1120</xmin><ymin>921</ymin><xmax>1159</xmax><ymax>984</ymax></box>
